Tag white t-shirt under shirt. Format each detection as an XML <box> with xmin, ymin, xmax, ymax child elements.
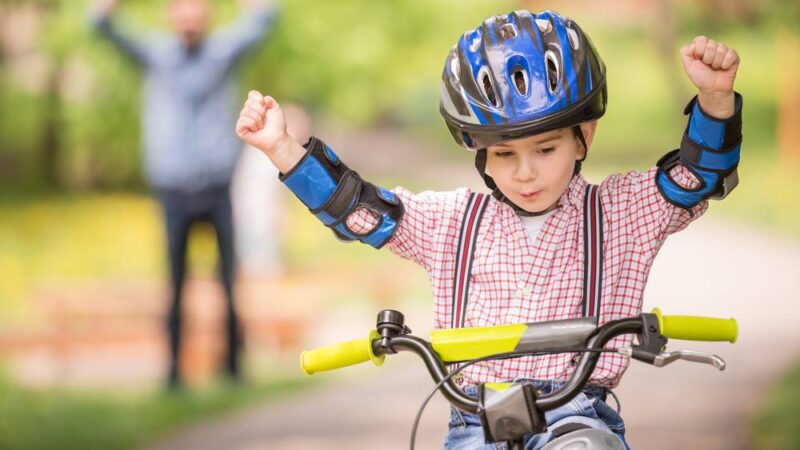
<box><xmin>519</xmin><ymin>208</ymin><xmax>558</xmax><ymax>246</ymax></box>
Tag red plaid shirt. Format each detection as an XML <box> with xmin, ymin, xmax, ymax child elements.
<box><xmin>347</xmin><ymin>167</ymin><xmax>706</xmax><ymax>387</ymax></box>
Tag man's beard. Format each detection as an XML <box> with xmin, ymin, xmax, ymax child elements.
<box><xmin>181</xmin><ymin>31</ymin><xmax>203</xmax><ymax>50</ymax></box>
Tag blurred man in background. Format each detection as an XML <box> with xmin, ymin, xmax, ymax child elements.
<box><xmin>89</xmin><ymin>0</ymin><xmax>276</xmax><ymax>389</ymax></box>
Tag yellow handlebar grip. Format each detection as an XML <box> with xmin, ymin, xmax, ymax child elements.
<box><xmin>300</xmin><ymin>329</ymin><xmax>385</xmax><ymax>375</ymax></box>
<box><xmin>651</xmin><ymin>308</ymin><xmax>738</xmax><ymax>343</ymax></box>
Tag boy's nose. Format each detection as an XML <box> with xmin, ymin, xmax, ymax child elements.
<box><xmin>514</xmin><ymin>159</ymin><xmax>537</xmax><ymax>182</ymax></box>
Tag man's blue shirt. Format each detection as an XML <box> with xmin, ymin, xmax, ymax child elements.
<box><xmin>92</xmin><ymin>11</ymin><xmax>272</xmax><ymax>191</ymax></box>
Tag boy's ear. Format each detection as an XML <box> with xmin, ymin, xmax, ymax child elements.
<box><xmin>574</xmin><ymin>121</ymin><xmax>598</xmax><ymax>160</ymax></box>
<box><xmin>580</xmin><ymin>121</ymin><xmax>598</xmax><ymax>150</ymax></box>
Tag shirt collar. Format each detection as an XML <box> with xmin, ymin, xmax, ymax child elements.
<box><xmin>560</xmin><ymin>174</ymin><xmax>589</xmax><ymax>210</ymax></box>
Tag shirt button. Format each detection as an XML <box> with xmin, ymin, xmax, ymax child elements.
<box><xmin>522</xmin><ymin>286</ymin><xmax>532</xmax><ymax>297</ymax></box>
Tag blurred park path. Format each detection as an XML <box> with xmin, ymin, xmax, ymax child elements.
<box><xmin>142</xmin><ymin>217</ymin><xmax>800</xmax><ymax>450</ymax></box>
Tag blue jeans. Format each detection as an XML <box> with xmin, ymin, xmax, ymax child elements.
<box><xmin>443</xmin><ymin>381</ymin><xmax>631</xmax><ymax>450</ymax></box>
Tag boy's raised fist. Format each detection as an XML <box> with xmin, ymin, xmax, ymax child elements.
<box><xmin>236</xmin><ymin>90</ymin><xmax>289</xmax><ymax>157</ymax></box>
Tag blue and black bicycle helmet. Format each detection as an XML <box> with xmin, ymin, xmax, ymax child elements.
<box><xmin>440</xmin><ymin>10</ymin><xmax>607</xmax><ymax>151</ymax></box>
<box><xmin>440</xmin><ymin>10</ymin><xmax>607</xmax><ymax>211</ymax></box>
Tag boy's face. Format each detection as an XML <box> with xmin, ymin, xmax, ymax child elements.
<box><xmin>486</xmin><ymin>123</ymin><xmax>596</xmax><ymax>214</ymax></box>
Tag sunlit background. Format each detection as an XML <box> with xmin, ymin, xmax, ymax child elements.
<box><xmin>0</xmin><ymin>0</ymin><xmax>799</xmax><ymax>449</ymax></box>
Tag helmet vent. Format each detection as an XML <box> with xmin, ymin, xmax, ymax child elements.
<box><xmin>513</xmin><ymin>68</ymin><xmax>528</xmax><ymax>96</ymax></box>
<box><xmin>535</xmin><ymin>18</ymin><xmax>552</xmax><ymax>34</ymax></box>
<box><xmin>449</xmin><ymin>57</ymin><xmax>460</xmax><ymax>82</ymax></box>
<box><xmin>566</xmin><ymin>27</ymin><xmax>580</xmax><ymax>50</ymax></box>
<box><xmin>500</xmin><ymin>23</ymin><xmax>517</xmax><ymax>39</ymax></box>
<box><xmin>481</xmin><ymin>69</ymin><xmax>498</xmax><ymax>107</ymax></box>
<box><xmin>545</xmin><ymin>50</ymin><xmax>560</xmax><ymax>92</ymax></box>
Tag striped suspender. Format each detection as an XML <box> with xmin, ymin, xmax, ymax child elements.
<box><xmin>451</xmin><ymin>193</ymin><xmax>491</xmax><ymax>329</ymax></box>
<box><xmin>450</xmin><ymin>185</ymin><xmax>604</xmax><ymax>329</ymax></box>
<box><xmin>582</xmin><ymin>184</ymin><xmax>604</xmax><ymax>319</ymax></box>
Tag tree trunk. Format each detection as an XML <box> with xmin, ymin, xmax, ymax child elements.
<box><xmin>40</xmin><ymin>60</ymin><xmax>63</xmax><ymax>188</ymax></box>
<box><xmin>777</xmin><ymin>28</ymin><xmax>800</xmax><ymax>169</ymax></box>
<box><xmin>651</xmin><ymin>0</ymin><xmax>689</xmax><ymax>108</ymax></box>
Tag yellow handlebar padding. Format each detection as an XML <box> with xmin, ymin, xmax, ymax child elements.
<box><xmin>651</xmin><ymin>308</ymin><xmax>738</xmax><ymax>343</ymax></box>
<box><xmin>300</xmin><ymin>329</ymin><xmax>384</xmax><ymax>375</ymax></box>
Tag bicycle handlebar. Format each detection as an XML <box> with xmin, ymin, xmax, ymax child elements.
<box><xmin>652</xmin><ymin>308</ymin><xmax>738</xmax><ymax>343</ymax></box>
<box><xmin>299</xmin><ymin>309</ymin><xmax>738</xmax><ymax>414</ymax></box>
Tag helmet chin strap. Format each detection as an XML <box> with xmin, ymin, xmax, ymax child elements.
<box><xmin>474</xmin><ymin>126</ymin><xmax>588</xmax><ymax>217</ymax></box>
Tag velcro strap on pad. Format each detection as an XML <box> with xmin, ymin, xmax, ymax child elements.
<box><xmin>679</xmin><ymin>134</ymin><xmax>740</xmax><ymax>173</ymax></box>
<box><xmin>311</xmin><ymin>170</ymin><xmax>363</xmax><ymax>225</ymax></box>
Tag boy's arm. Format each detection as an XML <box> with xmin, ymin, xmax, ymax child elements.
<box><xmin>88</xmin><ymin>0</ymin><xmax>150</xmax><ymax>66</ymax></box>
<box><xmin>613</xmin><ymin>36</ymin><xmax>742</xmax><ymax>255</ymax></box>
<box><xmin>236</xmin><ymin>91</ymin><xmax>460</xmax><ymax>269</ymax></box>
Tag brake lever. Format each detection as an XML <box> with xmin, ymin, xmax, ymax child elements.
<box><xmin>619</xmin><ymin>347</ymin><xmax>726</xmax><ymax>371</ymax></box>
<box><xmin>654</xmin><ymin>350</ymin><xmax>726</xmax><ymax>370</ymax></box>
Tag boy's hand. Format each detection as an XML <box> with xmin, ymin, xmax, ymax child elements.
<box><xmin>236</xmin><ymin>90</ymin><xmax>305</xmax><ymax>173</ymax></box>
<box><xmin>680</xmin><ymin>36</ymin><xmax>740</xmax><ymax>118</ymax></box>
<box><xmin>236</xmin><ymin>90</ymin><xmax>290</xmax><ymax>157</ymax></box>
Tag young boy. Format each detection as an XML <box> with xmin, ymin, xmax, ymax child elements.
<box><xmin>236</xmin><ymin>10</ymin><xmax>741</xmax><ymax>449</ymax></box>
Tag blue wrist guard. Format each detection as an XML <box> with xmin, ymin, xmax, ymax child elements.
<box><xmin>279</xmin><ymin>137</ymin><xmax>404</xmax><ymax>249</ymax></box>
<box><xmin>656</xmin><ymin>92</ymin><xmax>743</xmax><ymax>210</ymax></box>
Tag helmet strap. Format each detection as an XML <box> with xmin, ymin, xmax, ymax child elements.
<box><xmin>572</xmin><ymin>125</ymin><xmax>587</xmax><ymax>175</ymax></box>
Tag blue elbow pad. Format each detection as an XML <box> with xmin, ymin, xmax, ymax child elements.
<box><xmin>656</xmin><ymin>93</ymin><xmax>743</xmax><ymax>210</ymax></box>
<box><xmin>280</xmin><ymin>137</ymin><xmax>404</xmax><ymax>249</ymax></box>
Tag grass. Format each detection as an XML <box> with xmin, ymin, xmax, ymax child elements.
<box><xmin>750</xmin><ymin>361</ymin><xmax>800</xmax><ymax>450</ymax></box>
<box><xmin>0</xmin><ymin>373</ymin><xmax>313</xmax><ymax>450</ymax></box>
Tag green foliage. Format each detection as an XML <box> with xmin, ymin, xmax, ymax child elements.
<box><xmin>0</xmin><ymin>83</ymin><xmax>45</xmax><ymax>187</ymax></box>
<box><xmin>242</xmin><ymin>0</ymin><xmax>512</xmax><ymax>125</ymax></box>
<box><xmin>751</xmin><ymin>361</ymin><xmax>800</xmax><ymax>450</ymax></box>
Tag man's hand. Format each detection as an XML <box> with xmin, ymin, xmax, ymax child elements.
<box><xmin>236</xmin><ymin>90</ymin><xmax>304</xmax><ymax>173</ymax></box>
<box><xmin>680</xmin><ymin>36</ymin><xmax>740</xmax><ymax>118</ymax></box>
